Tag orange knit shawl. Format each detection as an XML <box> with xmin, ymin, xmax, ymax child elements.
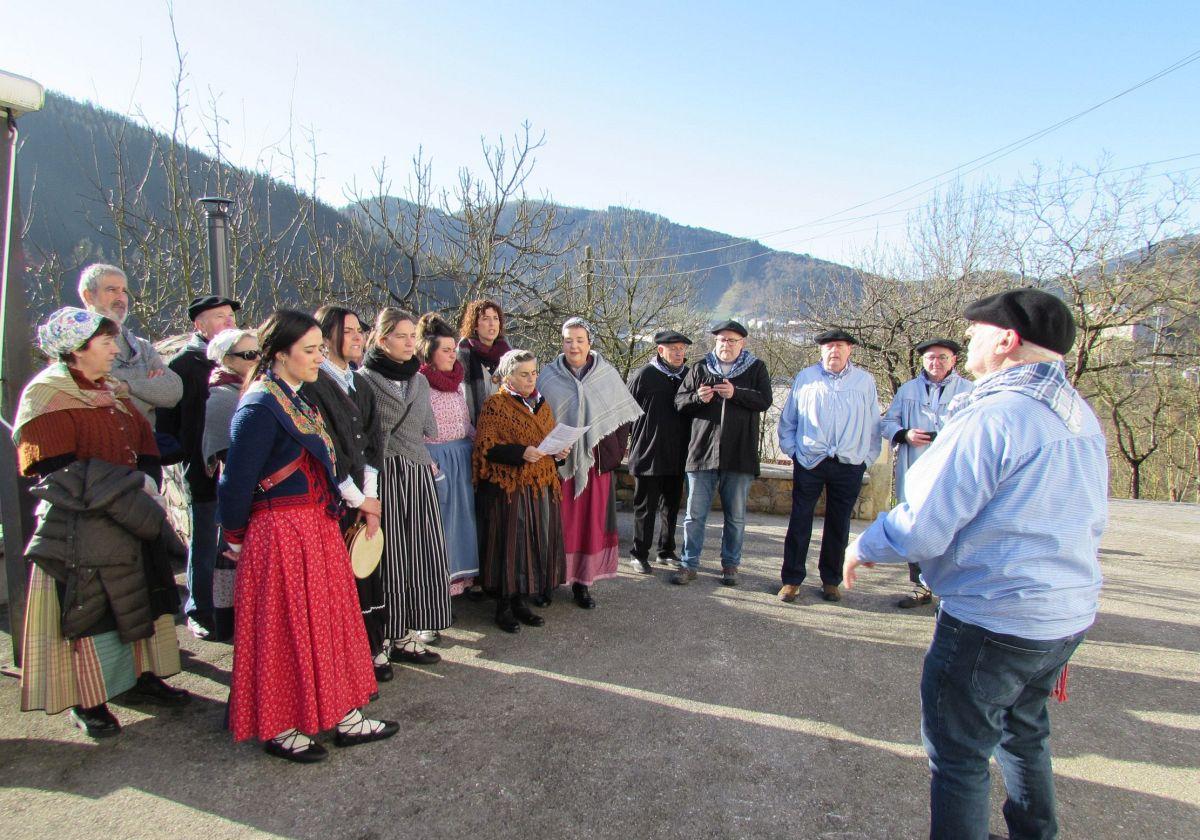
<box><xmin>472</xmin><ymin>391</ymin><xmax>561</xmax><ymax>499</ymax></box>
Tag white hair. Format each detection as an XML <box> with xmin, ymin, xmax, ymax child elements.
<box><xmin>561</xmin><ymin>316</ymin><xmax>594</xmax><ymax>340</ymax></box>
<box><xmin>77</xmin><ymin>263</ymin><xmax>127</xmax><ymax>302</ymax></box>
<box><xmin>1010</xmin><ymin>340</ymin><xmax>1062</xmax><ymax>364</ymax></box>
<box><xmin>497</xmin><ymin>348</ymin><xmax>537</xmax><ymax>381</ymax></box>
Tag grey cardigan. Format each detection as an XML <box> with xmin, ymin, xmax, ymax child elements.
<box><xmin>359</xmin><ymin>368</ymin><xmax>436</xmax><ymax>466</ymax></box>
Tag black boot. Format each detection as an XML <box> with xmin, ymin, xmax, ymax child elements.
<box><xmin>495</xmin><ymin>599</ymin><xmax>520</xmax><ymax>633</ymax></box>
<box><xmin>511</xmin><ymin>595</ymin><xmax>545</xmax><ymax>627</ymax></box>
<box><xmin>572</xmin><ymin>582</ymin><xmax>596</xmax><ymax>609</ymax></box>
<box><xmin>70</xmin><ymin>703</ymin><xmax>121</xmax><ymax>738</ymax></box>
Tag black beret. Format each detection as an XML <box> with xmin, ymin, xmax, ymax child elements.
<box><xmin>814</xmin><ymin>328</ymin><xmax>857</xmax><ymax>346</ymax></box>
<box><xmin>963</xmin><ymin>288</ymin><xmax>1076</xmax><ymax>355</ymax></box>
<box><xmin>915</xmin><ymin>338</ymin><xmax>962</xmax><ymax>356</ymax></box>
<box><xmin>711</xmin><ymin>320</ymin><xmax>748</xmax><ymax>338</ymax></box>
<box><xmin>188</xmin><ymin>295</ymin><xmax>242</xmax><ymax>321</ymax></box>
<box><xmin>653</xmin><ymin>329</ymin><xmax>692</xmax><ymax>346</ymax></box>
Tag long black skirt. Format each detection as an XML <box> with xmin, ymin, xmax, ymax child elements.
<box><xmin>476</xmin><ymin>481</ymin><xmax>566</xmax><ymax>598</ymax></box>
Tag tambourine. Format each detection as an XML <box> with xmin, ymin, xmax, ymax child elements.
<box><xmin>344</xmin><ymin>520</ymin><xmax>384</xmax><ymax>579</ymax></box>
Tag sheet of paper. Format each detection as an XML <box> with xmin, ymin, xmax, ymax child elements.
<box><xmin>536</xmin><ymin>423</ymin><xmax>591</xmax><ymax>455</ymax></box>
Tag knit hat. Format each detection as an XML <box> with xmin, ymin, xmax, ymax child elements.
<box><xmin>37</xmin><ymin>307</ymin><xmax>106</xmax><ymax>357</ymax></box>
<box><xmin>963</xmin><ymin>288</ymin><xmax>1076</xmax><ymax>355</ymax></box>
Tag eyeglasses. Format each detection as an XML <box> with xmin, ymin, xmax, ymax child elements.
<box><xmin>227</xmin><ymin>349</ymin><xmax>262</xmax><ymax>361</ymax></box>
<box><xmin>923</xmin><ymin>354</ymin><xmax>953</xmax><ymax>362</ymax></box>
<box><xmin>714</xmin><ymin>337</ymin><xmax>744</xmax><ymax>345</ymax></box>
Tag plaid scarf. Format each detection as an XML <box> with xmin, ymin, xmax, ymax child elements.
<box><xmin>967</xmin><ymin>361</ymin><xmax>1083</xmax><ymax>433</ymax></box>
<box><xmin>704</xmin><ymin>349</ymin><xmax>758</xmax><ymax>381</ymax></box>
<box><xmin>12</xmin><ymin>362</ymin><xmax>130</xmax><ymax>444</ymax></box>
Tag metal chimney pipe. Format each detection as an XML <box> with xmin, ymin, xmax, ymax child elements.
<box><xmin>196</xmin><ymin>196</ymin><xmax>234</xmax><ymax>298</ymax></box>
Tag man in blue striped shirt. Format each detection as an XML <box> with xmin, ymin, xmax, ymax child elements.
<box><xmin>845</xmin><ymin>288</ymin><xmax>1107</xmax><ymax>840</ymax></box>
<box><xmin>777</xmin><ymin>329</ymin><xmax>881</xmax><ymax>603</ymax></box>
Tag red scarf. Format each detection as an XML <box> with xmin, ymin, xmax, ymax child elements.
<box><xmin>420</xmin><ymin>359</ymin><xmax>466</xmax><ymax>392</ymax></box>
<box><xmin>464</xmin><ymin>336</ymin><xmax>511</xmax><ymax>370</ymax></box>
<box><xmin>209</xmin><ymin>367</ymin><xmax>245</xmax><ymax>389</ymax></box>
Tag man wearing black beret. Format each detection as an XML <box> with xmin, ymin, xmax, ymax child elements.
<box><xmin>880</xmin><ymin>337</ymin><xmax>973</xmax><ymax>608</ymax></box>
<box><xmin>671</xmin><ymin>320</ymin><xmax>773</xmax><ymax>586</ymax></box>
<box><xmin>156</xmin><ymin>294</ymin><xmax>241</xmax><ymax>640</ymax></box>
<box><xmin>846</xmin><ymin>288</ymin><xmax>1105</xmax><ymax>839</ymax></box>
<box><xmin>625</xmin><ymin>329</ymin><xmax>693</xmax><ymax>574</ymax></box>
<box><xmin>777</xmin><ymin>328</ymin><xmax>881</xmax><ymax>602</ymax></box>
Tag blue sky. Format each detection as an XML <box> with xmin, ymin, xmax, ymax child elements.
<box><xmin>6</xmin><ymin>2</ymin><xmax>1199</xmax><ymax>262</ymax></box>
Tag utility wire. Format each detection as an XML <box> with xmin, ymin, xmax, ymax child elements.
<box><xmin>589</xmin><ymin>48</ymin><xmax>1200</xmax><ymax>265</ymax></box>
<box><xmin>587</xmin><ymin>164</ymin><xmax>1200</xmax><ymax>280</ymax></box>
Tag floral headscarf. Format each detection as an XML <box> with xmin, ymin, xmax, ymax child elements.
<box><xmin>37</xmin><ymin>307</ymin><xmax>105</xmax><ymax>357</ymax></box>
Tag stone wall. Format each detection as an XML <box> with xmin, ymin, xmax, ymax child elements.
<box><xmin>613</xmin><ymin>449</ymin><xmax>893</xmax><ymax>521</ymax></box>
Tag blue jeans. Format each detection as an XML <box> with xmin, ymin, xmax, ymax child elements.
<box><xmin>679</xmin><ymin>470</ymin><xmax>753</xmax><ymax>570</ymax></box>
<box><xmin>184</xmin><ymin>499</ymin><xmax>220</xmax><ymax>623</ymax></box>
<box><xmin>922</xmin><ymin>610</ymin><xmax>1086</xmax><ymax>840</ymax></box>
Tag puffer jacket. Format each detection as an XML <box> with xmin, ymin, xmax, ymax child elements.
<box><xmin>25</xmin><ymin>459</ymin><xmax>186</xmax><ymax>643</ymax></box>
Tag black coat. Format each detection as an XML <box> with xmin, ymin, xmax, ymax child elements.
<box><xmin>627</xmin><ymin>363</ymin><xmax>691</xmax><ymax>476</ymax></box>
<box><xmin>156</xmin><ymin>336</ymin><xmax>217</xmax><ymax>500</ymax></box>
<box><xmin>675</xmin><ymin>357</ymin><xmax>773</xmax><ymax>476</ymax></box>
<box><xmin>25</xmin><ymin>459</ymin><xmax>185</xmax><ymax>642</ymax></box>
<box><xmin>300</xmin><ymin>369</ymin><xmax>383</xmax><ymax>490</ymax></box>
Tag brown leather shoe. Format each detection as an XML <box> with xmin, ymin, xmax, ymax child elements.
<box><xmin>778</xmin><ymin>584</ymin><xmax>800</xmax><ymax>602</ymax></box>
<box><xmin>821</xmin><ymin>584</ymin><xmax>842</xmax><ymax>602</ymax></box>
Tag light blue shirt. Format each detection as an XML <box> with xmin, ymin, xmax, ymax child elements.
<box><xmin>855</xmin><ymin>365</ymin><xmax>1107</xmax><ymax>639</ymax></box>
<box><xmin>778</xmin><ymin>362</ymin><xmax>882</xmax><ymax>469</ymax></box>
<box><xmin>880</xmin><ymin>371</ymin><xmax>974</xmax><ymax>502</ymax></box>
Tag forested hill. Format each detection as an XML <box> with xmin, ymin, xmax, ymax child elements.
<box><xmin>15</xmin><ymin>91</ymin><xmax>857</xmax><ymax>320</ymax></box>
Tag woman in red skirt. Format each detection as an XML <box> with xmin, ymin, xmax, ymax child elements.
<box><xmin>218</xmin><ymin>310</ymin><xmax>397</xmax><ymax>763</ymax></box>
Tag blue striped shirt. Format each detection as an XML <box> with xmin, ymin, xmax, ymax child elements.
<box><xmin>855</xmin><ymin>364</ymin><xmax>1108</xmax><ymax>639</ymax></box>
<box><xmin>778</xmin><ymin>362</ymin><xmax>881</xmax><ymax>469</ymax></box>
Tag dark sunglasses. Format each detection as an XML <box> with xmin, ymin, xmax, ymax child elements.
<box><xmin>227</xmin><ymin>349</ymin><xmax>262</xmax><ymax>361</ymax></box>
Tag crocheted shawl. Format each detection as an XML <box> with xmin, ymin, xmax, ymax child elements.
<box><xmin>537</xmin><ymin>351</ymin><xmax>643</xmax><ymax>497</ymax></box>
<box><xmin>12</xmin><ymin>362</ymin><xmax>130</xmax><ymax>444</ymax></box>
<box><xmin>472</xmin><ymin>389</ymin><xmax>561</xmax><ymax>499</ymax></box>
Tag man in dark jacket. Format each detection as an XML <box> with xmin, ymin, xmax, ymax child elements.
<box><xmin>671</xmin><ymin>320</ymin><xmax>772</xmax><ymax>587</ymax></box>
<box><xmin>626</xmin><ymin>329</ymin><xmax>693</xmax><ymax>574</ymax></box>
<box><xmin>156</xmin><ymin>294</ymin><xmax>240</xmax><ymax>639</ymax></box>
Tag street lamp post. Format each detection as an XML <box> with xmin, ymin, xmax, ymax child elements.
<box><xmin>196</xmin><ymin>197</ymin><xmax>234</xmax><ymax>298</ymax></box>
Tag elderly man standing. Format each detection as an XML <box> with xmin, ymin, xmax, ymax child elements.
<box><xmin>77</xmin><ymin>264</ymin><xmax>182</xmax><ymax>431</ymax></box>
<box><xmin>157</xmin><ymin>294</ymin><xmax>240</xmax><ymax>640</ymax></box>
<box><xmin>626</xmin><ymin>329</ymin><xmax>693</xmax><ymax>574</ymax></box>
<box><xmin>845</xmin><ymin>289</ymin><xmax>1106</xmax><ymax>840</ymax></box>
<box><xmin>671</xmin><ymin>320</ymin><xmax>772</xmax><ymax>587</ymax></box>
<box><xmin>777</xmin><ymin>329</ymin><xmax>880</xmax><ymax>603</ymax></box>
<box><xmin>880</xmin><ymin>338</ymin><xmax>973</xmax><ymax>609</ymax></box>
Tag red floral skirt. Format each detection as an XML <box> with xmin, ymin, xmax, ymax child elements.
<box><xmin>229</xmin><ymin>500</ymin><xmax>377</xmax><ymax>742</ymax></box>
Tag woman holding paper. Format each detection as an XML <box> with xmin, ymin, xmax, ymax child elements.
<box><xmin>472</xmin><ymin>349</ymin><xmax>569</xmax><ymax>632</ymax></box>
<box><xmin>537</xmin><ymin>318</ymin><xmax>643</xmax><ymax>609</ymax></box>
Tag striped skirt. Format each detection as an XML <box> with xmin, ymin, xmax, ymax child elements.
<box><xmin>477</xmin><ymin>481</ymin><xmax>566</xmax><ymax>598</ymax></box>
<box><xmin>380</xmin><ymin>455</ymin><xmax>452</xmax><ymax>637</ymax></box>
<box><xmin>20</xmin><ymin>564</ymin><xmax>181</xmax><ymax>714</ymax></box>
<box><xmin>427</xmin><ymin>437</ymin><xmax>480</xmax><ymax>592</ymax></box>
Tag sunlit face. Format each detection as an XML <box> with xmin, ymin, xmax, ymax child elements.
<box><xmin>339</xmin><ymin>314</ymin><xmax>366</xmax><ymax>364</ymax></box>
<box><xmin>921</xmin><ymin>346</ymin><xmax>956</xmax><ymax>382</ymax></box>
<box><xmin>562</xmin><ymin>326</ymin><xmax>591</xmax><ymax>367</ymax></box>
<box><xmin>224</xmin><ymin>335</ymin><xmax>261</xmax><ymax>378</ymax></box>
<box><xmin>965</xmin><ymin>322</ymin><xmax>1013</xmax><ymax>378</ymax></box>
<box><xmin>274</xmin><ymin>326</ymin><xmax>326</xmax><ymax>385</ymax></box>
<box><xmin>820</xmin><ymin>340</ymin><xmax>852</xmax><ymax>373</ymax></box>
<box><xmin>432</xmin><ymin>336</ymin><xmax>458</xmax><ymax>372</ymax></box>
<box><xmin>379</xmin><ymin>319</ymin><xmax>418</xmax><ymax>363</ymax></box>
<box><xmin>506</xmin><ymin>360</ymin><xmax>539</xmax><ymax>397</ymax></box>
<box><xmin>83</xmin><ymin>273</ymin><xmax>129</xmax><ymax>324</ymax></box>
<box><xmin>713</xmin><ymin>330</ymin><xmax>744</xmax><ymax>363</ymax></box>
<box><xmin>195</xmin><ymin>305</ymin><xmax>237</xmax><ymax>340</ymax></box>
<box><xmin>71</xmin><ymin>332</ymin><xmax>119</xmax><ymax>380</ymax></box>
<box><xmin>475</xmin><ymin>307</ymin><xmax>502</xmax><ymax>344</ymax></box>
<box><xmin>657</xmin><ymin>342</ymin><xmax>688</xmax><ymax>367</ymax></box>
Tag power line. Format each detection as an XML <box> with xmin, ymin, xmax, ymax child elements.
<box><xmin>590</xmin><ymin>48</ymin><xmax>1200</xmax><ymax>265</ymax></box>
<box><xmin>586</xmin><ymin>163</ymin><xmax>1200</xmax><ymax>280</ymax></box>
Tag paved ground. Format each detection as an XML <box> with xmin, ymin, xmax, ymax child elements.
<box><xmin>1</xmin><ymin>500</ymin><xmax>1197</xmax><ymax>840</ymax></box>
